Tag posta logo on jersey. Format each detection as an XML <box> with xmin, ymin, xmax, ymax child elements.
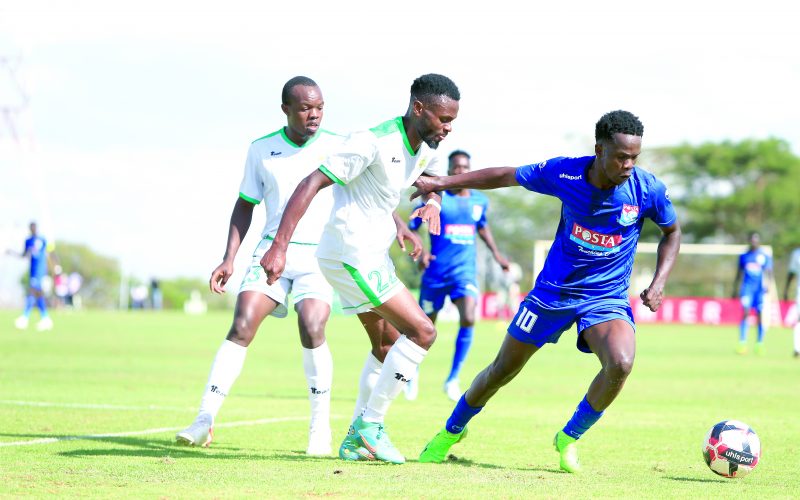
<box><xmin>617</xmin><ymin>204</ymin><xmax>640</xmax><ymax>226</ymax></box>
<box><xmin>570</xmin><ymin>223</ymin><xmax>622</xmax><ymax>252</ymax></box>
<box><xmin>445</xmin><ymin>224</ymin><xmax>475</xmax><ymax>245</ymax></box>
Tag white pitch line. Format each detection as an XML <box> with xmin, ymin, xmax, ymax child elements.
<box><xmin>0</xmin><ymin>400</ymin><xmax>195</xmax><ymax>412</ymax></box>
<box><xmin>0</xmin><ymin>416</ymin><xmax>313</xmax><ymax>448</ymax></box>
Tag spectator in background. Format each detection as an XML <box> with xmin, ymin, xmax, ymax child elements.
<box><xmin>53</xmin><ymin>265</ymin><xmax>68</xmax><ymax>309</ymax></box>
<box><xmin>66</xmin><ymin>271</ymin><xmax>83</xmax><ymax>308</ymax></box>
<box><xmin>130</xmin><ymin>283</ymin><xmax>148</xmax><ymax>309</ymax></box>
<box><xmin>732</xmin><ymin>231</ymin><xmax>772</xmax><ymax>355</ymax></box>
<box><xmin>6</xmin><ymin>221</ymin><xmax>54</xmax><ymax>331</ymax></box>
<box><xmin>784</xmin><ymin>245</ymin><xmax>800</xmax><ymax>358</ymax></box>
<box><xmin>150</xmin><ymin>278</ymin><xmax>163</xmax><ymax>310</ymax></box>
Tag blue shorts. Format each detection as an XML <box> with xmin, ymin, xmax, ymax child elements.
<box><xmin>740</xmin><ymin>290</ymin><xmax>764</xmax><ymax>312</ymax></box>
<box><xmin>29</xmin><ymin>275</ymin><xmax>44</xmax><ymax>291</ymax></box>
<box><xmin>507</xmin><ymin>296</ymin><xmax>635</xmax><ymax>353</ymax></box>
<box><xmin>419</xmin><ymin>279</ymin><xmax>479</xmax><ymax>315</ymax></box>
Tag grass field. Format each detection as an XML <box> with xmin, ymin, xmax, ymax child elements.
<box><xmin>1</xmin><ymin>309</ymin><xmax>798</xmax><ymax>498</ymax></box>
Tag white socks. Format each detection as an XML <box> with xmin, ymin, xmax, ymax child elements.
<box><xmin>352</xmin><ymin>353</ymin><xmax>383</xmax><ymax>421</ymax></box>
<box><xmin>197</xmin><ymin>340</ymin><xmax>247</xmax><ymax>422</ymax></box>
<box><xmin>794</xmin><ymin>324</ymin><xmax>800</xmax><ymax>353</ymax></box>
<box><xmin>302</xmin><ymin>341</ymin><xmax>333</xmax><ymax>430</ymax></box>
<box><xmin>362</xmin><ymin>335</ymin><xmax>427</xmax><ymax>423</ymax></box>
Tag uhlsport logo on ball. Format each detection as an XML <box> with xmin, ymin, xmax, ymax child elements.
<box><xmin>702</xmin><ymin>420</ymin><xmax>761</xmax><ymax>478</ymax></box>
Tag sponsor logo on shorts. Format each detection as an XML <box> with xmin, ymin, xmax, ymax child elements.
<box><xmin>391</xmin><ymin>156</ymin><xmax>401</xmax><ymax>163</ymax></box>
<box><xmin>270</xmin><ymin>151</ymin><xmax>282</xmax><ymax>156</ymax></box>
<box><xmin>310</xmin><ymin>387</ymin><xmax>330</xmax><ymax>395</ymax></box>
<box><xmin>570</xmin><ymin>223</ymin><xmax>622</xmax><ymax>253</ymax></box>
<box><xmin>394</xmin><ymin>372</ymin><xmax>410</xmax><ymax>382</ymax></box>
<box><xmin>210</xmin><ymin>385</ymin><xmax>227</xmax><ymax>398</ymax></box>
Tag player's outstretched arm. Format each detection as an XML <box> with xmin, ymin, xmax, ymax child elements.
<box><xmin>410</xmin><ymin>167</ymin><xmax>519</xmax><ymax>201</ymax></box>
<box><xmin>785</xmin><ymin>271</ymin><xmax>796</xmax><ymax>301</ymax></box>
<box><xmin>639</xmin><ymin>221</ymin><xmax>681</xmax><ymax>312</ymax></box>
<box><xmin>210</xmin><ymin>197</ymin><xmax>255</xmax><ymax>294</ymax></box>
<box><xmin>261</xmin><ymin>169</ymin><xmax>333</xmax><ymax>285</ymax></box>
<box><xmin>477</xmin><ymin>225</ymin><xmax>510</xmax><ymax>271</ymax></box>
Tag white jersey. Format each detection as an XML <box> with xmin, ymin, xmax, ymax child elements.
<box><xmin>239</xmin><ymin>128</ymin><xmax>343</xmax><ymax>244</ymax></box>
<box><xmin>316</xmin><ymin>117</ymin><xmax>447</xmax><ymax>267</ymax></box>
<box><xmin>790</xmin><ymin>248</ymin><xmax>800</xmax><ymax>299</ymax></box>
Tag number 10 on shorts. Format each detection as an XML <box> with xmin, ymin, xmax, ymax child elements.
<box><xmin>514</xmin><ymin>306</ymin><xmax>538</xmax><ymax>333</ymax></box>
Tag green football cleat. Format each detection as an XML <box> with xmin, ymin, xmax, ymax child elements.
<box><xmin>419</xmin><ymin>427</ymin><xmax>468</xmax><ymax>463</ymax></box>
<box><xmin>736</xmin><ymin>342</ymin><xmax>748</xmax><ymax>355</ymax></box>
<box><xmin>553</xmin><ymin>430</ymin><xmax>581</xmax><ymax>473</ymax></box>
<box><xmin>352</xmin><ymin>416</ymin><xmax>405</xmax><ymax>464</ymax></box>
<box><xmin>338</xmin><ymin>422</ymin><xmax>374</xmax><ymax>461</ymax></box>
<box><xmin>754</xmin><ymin>343</ymin><xmax>765</xmax><ymax>356</ymax></box>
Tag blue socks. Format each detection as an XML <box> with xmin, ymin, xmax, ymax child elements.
<box><xmin>757</xmin><ymin>322</ymin><xmax>765</xmax><ymax>343</ymax></box>
<box><xmin>562</xmin><ymin>396</ymin><xmax>604</xmax><ymax>440</ymax></box>
<box><xmin>36</xmin><ymin>296</ymin><xmax>48</xmax><ymax>317</ymax></box>
<box><xmin>446</xmin><ymin>394</ymin><xmax>482</xmax><ymax>434</ymax></box>
<box><xmin>23</xmin><ymin>295</ymin><xmax>35</xmax><ymax>317</ymax></box>
<box><xmin>446</xmin><ymin>326</ymin><xmax>474</xmax><ymax>382</ymax></box>
<box><xmin>739</xmin><ymin>319</ymin><xmax>749</xmax><ymax>342</ymax></box>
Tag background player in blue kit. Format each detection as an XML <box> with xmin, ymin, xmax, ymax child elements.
<box><xmin>7</xmin><ymin>221</ymin><xmax>55</xmax><ymax>331</ymax></box>
<box><xmin>413</xmin><ymin>110</ymin><xmax>681</xmax><ymax>473</ymax></box>
<box><xmin>407</xmin><ymin>150</ymin><xmax>509</xmax><ymax>401</ymax></box>
<box><xmin>732</xmin><ymin>231</ymin><xmax>772</xmax><ymax>355</ymax></box>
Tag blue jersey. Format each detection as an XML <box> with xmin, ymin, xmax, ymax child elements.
<box><xmin>738</xmin><ymin>249</ymin><xmax>770</xmax><ymax>294</ymax></box>
<box><xmin>410</xmin><ymin>189</ymin><xmax>489</xmax><ymax>284</ymax></box>
<box><xmin>25</xmin><ymin>235</ymin><xmax>48</xmax><ymax>278</ymax></box>
<box><xmin>516</xmin><ymin>156</ymin><xmax>676</xmax><ymax>309</ymax></box>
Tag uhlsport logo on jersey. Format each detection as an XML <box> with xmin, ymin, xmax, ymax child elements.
<box><xmin>617</xmin><ymin>204</ymin><xmax>640</xmax><ymax>226</ymax></box>
<box><xmin>570</xmin><ymin>222</ymin><xmax>622</xmax><ymax>252</ymax></box>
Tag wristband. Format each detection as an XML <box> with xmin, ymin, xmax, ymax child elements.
<box><xmin>425</xmin><ymin>198</ymin><xmax>441</xmax><ymax>210</ymax></box>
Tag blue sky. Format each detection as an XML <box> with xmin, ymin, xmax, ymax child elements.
<box><xmin>1</xmin><ymin>0</ymin><xmax>798</xmax><ymax>294</ymax></box>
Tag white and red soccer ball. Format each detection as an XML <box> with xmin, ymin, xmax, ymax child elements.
<box><xmin>703</xmin><ymin>420</ymin><xmax>761</xmax><ymax>478</ymax></box>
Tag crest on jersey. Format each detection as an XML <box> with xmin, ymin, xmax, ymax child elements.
<box><xmin>617</xmin><ymin>204</ymin><xmax>640</xmax><ymax>226</ymax></box>
<box><xmin>472</xmin><ymin>205</ymin><xmax>484</xmax><ymax>222</ymax></box>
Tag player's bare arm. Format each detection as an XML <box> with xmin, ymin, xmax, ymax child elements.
<box><xmin>393</xmin><ymin>211</ymin><xmax>424</xmax><ymax>261</ymax></box>
<box><xmin>640</xmin><ymin>221</ymin><xmax>682</xmax><ymax>312</ymax></box>
<box><xmin>410</xmin><ymin>167</ymin><xmax>519</xmax><ymax>201</ymax></box>
<box><xmin>261</xmin><ymin>169</ymin><xmax>333</xmax><ymax>284</ymax></box>
<box><xmin>210</xmin><ymin>197</ymin><xmax>255</xmax><ymax>294</ymax></box>
<box><xmin>477</xmin><ymin>225</ymin><xmax>510</xmax><ymax>271</ymax></box>
<box><xmin>410</xmin><ymin>191</ymin><xmax>442</xmax><ymax>236</ymax></box>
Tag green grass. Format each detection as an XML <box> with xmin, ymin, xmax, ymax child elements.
<box><xmin>1</xmin><ymin>309</ymin><xmax>798</xmax><ymax>498</ymax></box>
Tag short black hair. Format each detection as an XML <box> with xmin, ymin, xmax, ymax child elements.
<box><xmin>448</xmin><ymin>150</ymin><xmax>471</xmax><ymax>162</ymax></box>
<box><xmin>282</xmin><ymin>76</ymin><xmax>318</xmax><ymax>105</ymax></box>
<box><xmin>410</xmin><ymin>73</ymin><xmax>460</xmax><ymax>103</ymax></box>
<box><xmin>595</xmin><ymin>110</ymin><xmax>644</xmax><ymax>142</ymax></box>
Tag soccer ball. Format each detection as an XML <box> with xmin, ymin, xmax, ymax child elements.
<box><xmin>702</xmin><ymin>420</ymin><xmax>761</xmax><ymax>478</ymax></box>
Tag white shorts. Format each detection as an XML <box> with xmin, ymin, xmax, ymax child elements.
<box><xmin>239</xmin><ymin>238</ymin><xmax>333</xmax><ymax>318</ymax></box>
<box><xmin>318</xmin><ymin>256</ymin><xmax>405</xmax><ymax>315</ymax></box>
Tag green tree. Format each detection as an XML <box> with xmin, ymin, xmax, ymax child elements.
<box><xmin>655</xmin><ymin>138</ymin><xmax>800</xmax><ymax>254</ymax></box>
<box><xmin>52</xmin><ymin>242</ymin><xmax>121</xmax><ymax>308</ymax></box>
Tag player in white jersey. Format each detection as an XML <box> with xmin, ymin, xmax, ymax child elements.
<box><xmin>176</xmin><ymin>76</ymin><xmax>341</xmax><ymax>455</ymax></box>
<box><xmin>261</xmin><ymin>74</ymin><xmax>461</xmax><ymax>464</ymax></box>
<box><xmin>784</xmin><ymin>247</ymin><xmax>800</xmax><ymax>357</ymax></box>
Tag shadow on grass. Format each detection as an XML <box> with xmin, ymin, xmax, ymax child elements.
<box><xmin>664</xmin><ymin>475</ymin><xmax>729</xmax><ymax>484</ymax></box>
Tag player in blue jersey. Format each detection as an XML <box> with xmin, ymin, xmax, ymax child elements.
<box><xmin>731</xmin><ymin>231</ymin><xmax>772</xmax><ymax>355</ymax></box>
<box><xmin>413</xmin><ymin>110</ymin><xmax>681</xmax><ymax>473</ymax></box>
<box><xmin>406</xmin><ymin>150</ymin><xmax>509</xmax><ymax>401</ymax></box>
<box><xmin>7</xmin><ymin>222</ymin><xmax>55</xmax><ymax>331</ymax></box>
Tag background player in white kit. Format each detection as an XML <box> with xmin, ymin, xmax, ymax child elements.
<box><xmin>784</xmin><ymin>246</ymin><xmax>800</xmax><ymax>357</ymax></box>
<box><xmin>176</xmin><ymin>76</ymin><xmax>341</xmax><ymax>455</ymax></box>
<box><xmin>262</xmin><ymin>73</ymin><xmax>461</xmax><ymax>464</ymax></box>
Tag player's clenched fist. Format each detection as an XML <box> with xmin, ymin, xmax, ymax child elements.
<box><xmin>260</xmin><ymin>246</ymin><xmax>286</xmax><ymax>285</ymax></box>
<box><xmin>639</xmin><ymin>286</ymin><xmax>664</xmax><ymax>312</ymax></box>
